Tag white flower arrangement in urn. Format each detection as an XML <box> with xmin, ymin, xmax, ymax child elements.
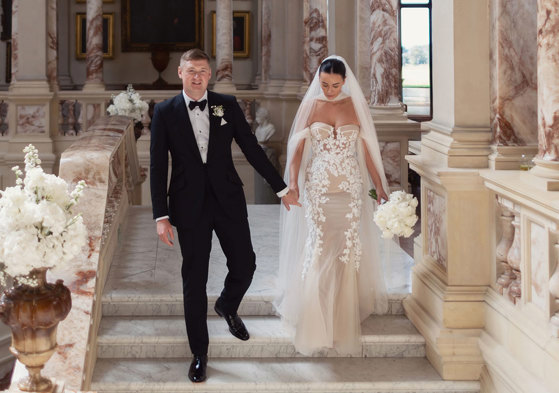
<box><xmin>370</xmin><ymin>189</ymin><xmax>418</xmax><ymax>239</ymax></box>
<box><xmin>107</xmin><ymin>84</ymin><xmax>149</xmax><ymax>139</ymax></box>
<box><xmin>0</xmin><ymin>144</ymin><xmax>87</xmax><ymax>284</ymax></box>
<box><xmin>107</xmin><ymin>84</ymin><xmax>149</xmax><ymax>122</ymax></box>
<box><xmin>0</xmin><ymin>145</ymin><xmax>87</xmax><ymax>392</ymax></box>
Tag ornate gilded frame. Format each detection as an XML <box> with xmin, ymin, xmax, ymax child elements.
<box><xmin>211</xmin><ymin>11</ymin><xmax>251</xmax><ymax>58</ymax></box>
<box><xmin>75</xmin><ymin>13</ymin><xmax>114</xmax><ymax>59</ymax></box>
<box><xmin>121</xmin><ymin>0</ymin><xmax>204</xmax><ymax>52</ymax></box>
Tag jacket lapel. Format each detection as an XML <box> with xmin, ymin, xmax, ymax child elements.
<box><xmin>206</xmin><ymin>91</ymin><xmax>220</xmax><ymax>163</ymax></box>
<box><xmin>173</xmin><ymin>94</ymin><xmax>203</xmax><ymax>164</ymax></box>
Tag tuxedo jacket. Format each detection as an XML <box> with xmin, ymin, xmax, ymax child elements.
<box><xmin>150</xmin><ymin>90</ymin><xmax>287</xmax><ymax>228</ymax></box>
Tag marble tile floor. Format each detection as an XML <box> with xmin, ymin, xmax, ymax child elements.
<box><xmin>91</xmin><ymin>206</ymin><xmax>482</xmax><ymax>393</ymax></box>
<box><xmin>103</xmin><ymin>206</ymin><xmax>414</xmax><ymax>315</ymax></box>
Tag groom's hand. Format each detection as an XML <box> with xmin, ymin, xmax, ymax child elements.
<box><xmin>281</xmin><ymin>189</ymin><xmax>301</xmax><ymax>211</ymax></box>
<box><xmin>156</xmin><ymin>218</ymin><xmax>174</xmax><ymax>246</ymax></box>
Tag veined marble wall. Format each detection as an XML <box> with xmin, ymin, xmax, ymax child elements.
<box><xmin>490</xmin><ymin>0</ymin><xmax>537</xmax><ymax>146</ymax></box>
<box><xmin>537</xmin><ymin>0</ymin><xmax>559</xmax><ymax>160</ymax></box>
<box><xmin>426</xmin><ymin>188</ymin><xmax>447</xmax><ymax>270</ymax></box>
<box><xmin>17</xmin><ymin>105</ymin><xmax>46</xmax><ymax>134</ymax></box>
<box><xmin>369</xmin><ymin>0</ymin><xmax>400</xmax><ymax>105</ymax></box>
<box><xmin>303</xmin><ymin>0</ymin><xmax>328</xmax><ymax>84</ymax></box>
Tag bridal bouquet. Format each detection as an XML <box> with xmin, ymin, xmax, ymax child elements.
<box><xmin>371</xmin><ymin>189</ymin><xmax>418</xmax><ymax>239</ymax></box>
<box><xmin>0</xmin><ymin>145</ymin><xmax>87</xmax><ymax>286</ymax></box>
<box><xmin>106</xmin><ymin>84</ymin><xmax>149</xmax><ymax>122</ymax></box>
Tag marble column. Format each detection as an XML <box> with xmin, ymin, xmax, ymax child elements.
<box><xmin>214</xmin><ymin>0</ymin><xmax>236</xmax><ymax>92</ymax></box>
<box><xmin>303</xmin><ymin>0</ymin><xmax>328</xmax><ymax>85</ymax></box>
<box><xmin>10</xmin><ymin>0</ymin><xmax>18</xmax><ymax>83</ymax></box>
<box><xmin>10</xmin><ymin>0</ymin><xmax>21</xmax><ymax>84</ymax></box>
<box><xmin>404</xmin><ymin>0</ymin><xmax>491</xmax><ymax>381</ymax></box>
<box><xmin>57</xmin><ymin>0</ymin><xmax>75</xmax><ymax>88</ymax></box>
<box><xmin>83</xmin><ymin>0</ymin><xmax>104</xmax><ymax>90</ymax></box>
<box><xmin>7</xmin><ymin>0</ymin><xmax>55</xmax><ymax>178</ymax></box>
<box><xmin>47</xmin><ymin>0</ymin><xmax>57</xmax><ymax>90</ymax></box>
<box><xmin>369</xmin><ymin>0</ymin><xmax>400</xmax><ymax>106</ymax></box>
<box><xmin>9</xmin><ymin>0</ymin><xmax>49</xmax><ymax>92</ymax></box>
<box><xmin>531</xmin><ymin>0</ymin><xmax>559</xmax><ymax>180</ymax></box>
<box><xmin>261</xmin><ymin>0</ymin><xmax>272</xmax><ymax>85</ymax></box>
<box><xmin>357</xmin><ymin>0</ymin><xmax>372</xmax><ymax>101</ymax></box>
<box><xmin>415</xmin><ymin>0</ymin><xmax>491</xmax><ymax>168</ymax></box>
<box><xmin>488</xmin><ymin>0</ymin><xmax>538</xmax><ymax>169</ymax></box>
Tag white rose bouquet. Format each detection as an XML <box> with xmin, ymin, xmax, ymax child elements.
<box><xmin>371</xmin><ymin>189</ymin><xmax>418</xmax><ymax>239</ymax></box>
<box><xmin>106</xmin><ymin>84</ymin><xmax>149</xmax><ymax>122</ymax></box>
<box><xmin>0</xmin><ymin>145</ymin><xmax>87</xmax><ymax>286</ymax></box>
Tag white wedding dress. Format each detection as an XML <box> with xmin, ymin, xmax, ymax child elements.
<box><xmin>276</xmin><ymin>56</ymin><xmax>390</xmax><ymax>356</ymax></box>
<box><xmin>295</xmin><ymin>120</ymin><xmax>364</xmax><ymax>355</ymax></box>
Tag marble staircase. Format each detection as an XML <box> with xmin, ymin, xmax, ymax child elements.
<box><xmin>90</xmin><ymin>206</ymin><xmax>480</xmax><ymax>393</ymax></box>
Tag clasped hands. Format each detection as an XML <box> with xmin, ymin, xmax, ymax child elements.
<box><xmin>281</xmin><ymin>186</ymin><xmax>301</xmax><ymax>211</ymax></box>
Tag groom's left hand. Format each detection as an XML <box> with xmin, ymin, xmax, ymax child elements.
<box><xmin>281</xmin><ymin>190</ymin><xmax>301</xmax><ymax>211</ymax></box>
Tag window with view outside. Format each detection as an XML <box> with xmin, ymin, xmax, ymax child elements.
<box><xmin>400</xmin><ymin>1</ymin><xmax>431</xmax><ymax>118</ymax></box>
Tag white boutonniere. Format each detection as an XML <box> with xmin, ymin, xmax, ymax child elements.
<box><xmin>211</xmin><ymin>105</ymin><xmax>224</xmax><ymax>117</ymax></box>
<box><xmin>211</xmin><ymin>105</ymin><xmax>227</xmax><ymax>125</ymax></box>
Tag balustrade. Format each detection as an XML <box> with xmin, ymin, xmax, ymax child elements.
<box><xmin>483</xmin><ymin>170</ymin><xmax>559</xmax><ymax>342</ymax></box>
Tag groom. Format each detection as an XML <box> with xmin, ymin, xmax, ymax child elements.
<box><xmin>150</xmin><ymin>49</ymin><xmax>299</xmax><ymax>383</ymax></box>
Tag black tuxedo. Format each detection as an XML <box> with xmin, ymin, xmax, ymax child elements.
<box><xmin>150</xmin><ymin>90</ymin><xmax>286</xmax><ymax>356</ymax></box>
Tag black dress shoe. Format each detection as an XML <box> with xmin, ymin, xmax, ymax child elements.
<box><xmin>214</xmin><ymin>302</ymin><xmax>250</xmax><ymax>341</ymax></box>
<box><xmin>188</xmin><ymin>355</ymin><xmax>208</xmax><ymax>383</ymax></box>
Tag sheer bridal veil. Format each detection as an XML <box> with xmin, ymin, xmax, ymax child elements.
<box><xmin>275</xmin><ymin>55</ymin><xmax>391</xmax><ymax>325</ymax></box>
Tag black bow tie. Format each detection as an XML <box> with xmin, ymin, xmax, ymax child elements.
<box><xmin>188</xmin><ymin>99</ymin><xmax>207</xmax><ymax>111</ymax></box>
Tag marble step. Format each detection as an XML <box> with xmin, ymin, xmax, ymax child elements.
<box><xmin>97</xmin><ymin>315</ymin><xmax>425</xmax><ymax>359</ymax></box>
<box><xmin>101</xmin><ymin>294</ymin><xmax>406</xmax><ymax>317</ymax></box>
<box><xmin>91</xmin><ymin>357</ymin><xmax>480</xmax><ymax>393</ymax></box>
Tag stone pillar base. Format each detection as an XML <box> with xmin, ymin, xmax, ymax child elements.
<box><xmin>404</xmin><ymin>264</ymin><xmax>485</xmax><ymax>380</ymax></box>
<box><xmin>5</xmin><ymin>80</ymin><xmax>55</xmax><ymax>185</ymax></box>
<box><xmin>405</xmin><ymin>155</ymin><xmax>492</xmax><ymax>381</ymax></box>
<box><xmin>529</xmin><ymin>159</ymin><xmax>559</xmax><ymax>190</ymax></box>
<box><xmin>370</xmin><ymin>103</ymin><xmax>408</xmax><ymax>121</ymax></box>
<box><xmin>488</xmin><ymin>145</ymin><xmax>538</xmax><ymax>170</ymax></box>
<box><xmin>419</xmin><ymin>122</ymin><xmax>492</xmax><ymax>169</ymax></box>
<box><xmin>212</xmin><ymin>81</ymin><xmax>237</xmax><ymax>94</ymax></box>
<box><xmin>82</xmin><ymin>82</ymin><xmax>105</xmax><ymax>92</ymax></box>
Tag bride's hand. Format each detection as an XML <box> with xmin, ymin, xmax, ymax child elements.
<box><xmin>282</xmin><ymin>186</ymin><xmax>301</xmax><ymax>211</ymax></box>
<box><xmin>289</xmin><ymin>184</ymin><xmax>299</xmax><ymax>199</ymax></box>
<box><xmin>377</xmin><ymin>188</ymin><xmax>388</xmax><ymax>204</ymax></box>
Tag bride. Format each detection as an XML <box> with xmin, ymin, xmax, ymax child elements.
<box><xmin>275</xmin><ymin>55</ymin><xmax>391</xmax><ymax>356</ymax></box>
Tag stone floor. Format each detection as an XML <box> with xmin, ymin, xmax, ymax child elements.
<box><xmin>103</xmin><ymin>205</ymin><xmax>415</xmax><ymax>303</ymax></box>
<box><xmin>91</xmin><ymin>206</ymin><xmax>480</xmax><ymax>393</ymax></box>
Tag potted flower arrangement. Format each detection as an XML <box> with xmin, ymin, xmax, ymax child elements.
<box><xmin>106</xmin><ymin>84</ymin><xmax>149</xmax><ymax>139</ymax></box>
<box><xmin>0</xmin><ymin>145</ymin><xmax>87</xmax><ymax>392</ymax></box>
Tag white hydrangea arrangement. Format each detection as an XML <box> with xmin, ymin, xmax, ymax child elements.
<box><xmin>106</xmin><ymin>84</ymin><xmax>149</xmax><ymax>122</ymax></box>
<box><xmin>371</xmin><ymin>190</ymin><xmax>418</xmax><ymax>239</ymax></box>
<box><xmin>0</xmin><ymin>145</ymin><xmax>87</xmax><ymax>286</ymax></box>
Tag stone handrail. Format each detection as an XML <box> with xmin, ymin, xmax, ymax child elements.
<box><xmin>10</xmin><ymin>116</ymin><xmax>145</xmax><ymax>391</ymax></box>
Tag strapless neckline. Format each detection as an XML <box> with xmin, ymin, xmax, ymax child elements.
<box><xmin>309</xmin><ymin>121</ymin><xmax>360</xmax><ymax>132</ymax></box>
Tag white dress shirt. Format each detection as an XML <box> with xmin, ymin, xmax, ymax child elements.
<box><xmin>184</xmin><ymin>90</ymin><xmax>210</xmax><ymax>163</ymax></box>
<box><xmin>155</xmin><ymin>90</ymin><xmax>288</xmax><ymax>222</ymax></box>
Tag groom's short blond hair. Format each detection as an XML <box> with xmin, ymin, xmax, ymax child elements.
<box><xmin>180</xmin><ymin>49</ymin><xmax>210</xmax><ymax>67</ymax></box>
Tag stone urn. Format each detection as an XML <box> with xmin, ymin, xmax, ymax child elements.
<box><xmin>0</xmin><ymin>268</ymin><xmax>72</xmax><ymax>392</ymax></box>
<box><xmin>134</xmin><ymin>121</ymin><xmax>144</xmax><ymax>140</ymax></box>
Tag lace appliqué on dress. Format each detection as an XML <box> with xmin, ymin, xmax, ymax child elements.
<box><xmin>301</xmin><ymin>123</ymin><xmax>363</xmax><ymax>278</ymax></box>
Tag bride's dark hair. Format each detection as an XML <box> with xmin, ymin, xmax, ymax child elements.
<box><xmin>319</xmin><ymin>58</ymin><xmax>346</xmax><ymax>79</ymax></box>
